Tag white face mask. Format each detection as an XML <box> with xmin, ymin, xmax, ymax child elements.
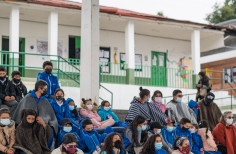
<box><xmin>155</xmin><ymin>129</ymin><xmax>162</xmax><ymax>134</ymax></box>
<box><xmin>226</xmin><ymin>118</ymin><xmax>233</xmax><ymax>125</ymax></box>
<box><xmin>87</xmin><ymin>105</ymin><xmax>93</xmax><ymax>110</ymax></box>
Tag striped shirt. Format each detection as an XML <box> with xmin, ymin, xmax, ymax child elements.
<box><xmin>126</xmin><ymin>97</ymin><xmax>167</xmax><ymax>125</ymax></box>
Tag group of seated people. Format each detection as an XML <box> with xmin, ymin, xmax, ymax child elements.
<box><xmin>0</xmin><ymin>61</ymin><xmax>236</xmax><ymax>154</ymax></box>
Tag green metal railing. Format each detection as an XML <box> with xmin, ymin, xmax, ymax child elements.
<box><xmin>100</xmin><ymin>62</ymin><xmax>194</xmax><ymax>89</ymax></box>
<box><xmin>162</xmin><ymin>88</ymin><xmax>236</xmax><ymax>110</ymax></box>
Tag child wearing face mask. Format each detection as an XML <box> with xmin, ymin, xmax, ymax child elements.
<box><xmin>141</xmin><ymin>134</ymin><xmax>167</xmax><ymax>154</ymax></box>
<box><xmin>172</xmin><ymin>137</ymin><xmax>193</xmax><ymax>154</ymax></box>
<box><xmin>101</xmin><ymin>133</ymin><xmax>128</xmax><ymax>154</ymax></box>
<box><xmin>189</xmin><ymin>124</ymin><xmax>203</xmax><ymax>154</ymax></box>
<box><xmin>148</xmin><ymin>122</ymin><xmax>172</xmax><ymax>154</ymax></box>
<box><xmin>80</xmin><ymin>98</ymin><xmax>114</xmax><ymax>128</ymax></box>
<box><xmin>0</xmin><ymin>108</ymin><xmax>15</xmax><ymax>154</ymax></box>
<box><xmin>14</xmin><ymin>108</ymin><xmax>52</xmax><ymax>154</ymax></box>
<box><xmin>124</xmin><ymin>115</ymin><xmax>148</xmax><ymax>154</ymax></box>
<box><xmin>162</xmin><ymin>119</ymin><xmax>176</xmax><ymax>150</ymax></box>
<box><xmin>175</xmin><ymin>118</ymin><xmax>193</xmax><ymax>150</ymax></box>
<box><xmin>98</xmin><ymin>100</ymin><xmax>128</xmax><ymax>127</ymax></box>
<box><xmin>50</xmin><ymin>88</ymin><xmax>72</xmax><ymax>125</ymax></box>
<box><xmin>151</xmin><ymin>90</ymin><xmax>167</xmax><ymax>113</ymax></box>
<box><xmin>198</xmin><ymin>120</ymin><xmax>222</xmax><ymax>154</ymax></box>
<box><xmin>56</xmin><ymin>118</ymin><xmax>82</xmax><ymax>148</ymax></box>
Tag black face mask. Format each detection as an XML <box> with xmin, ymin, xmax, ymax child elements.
<box><xmin>204</xmin><ymin>98</ymin><xmax>213</xmax><ymax>106</ymax></box>
<box><xmin>13</xmin><ymin>78</ymin><xmax>21</xmax><ymax>84</ymax></box>
<box><xmin>45</xmin><ymin>69</ymin><xmax>52</xmax><ymax>74</ymax></box>
<box><xmin>182</xmin><ymin>127</ymin><xmax>189</xmax><ymax>131</ymax></box>
<box><xmin>41</xmin><ymin>90</ymin><xmax>47</xmax><ymax>96</ymax></box>
<box><xmin>114</xmin><ymin>140</ymin><xmax>122</xmax><ymax>149</ymax></box>
<box><xmin>56</xmin><ymin>96</ymin><xmax>63</xmax><ymax>101</ymax></box>
<box><xmin>0</xmin><ymin>75</ymin><xmax>6</xmax><ymax>81</ymax></box>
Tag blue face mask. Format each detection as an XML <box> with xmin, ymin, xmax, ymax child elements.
<box><xmin>141</xmin><ymin>125</ymin><xmax>147</xmax><ymax>131</ymax></box>
<box><xmin>63</xmin><ymin>126</ymin><xmax>72</xmax><ymax>133</ymax></box>
<box><xmin>146</xmin><ymin>98</ymin><xmax>150</xmax><ymax>102</ymax></box>
<box><xmin>104</xmin><ymin>107</ymin><xmax>110</xmax><ymax>111</ymax></box>
<box><xmin>69</xmin><ymin>106</ymin><xmax>75</xmax><ymax>111</ymax></box>
<box><xmin>0</xmin><ymin>119</ymin><xmax>10</xmax><ymax>126</ymax></box>
<box><xmin>137</xmin><ymin>128</ymin><xmax>142</xmax><ymax>132</ymax></box>
<box><xmin>176</xmin><ymin>97</ymin><xmax>182</xmax><ymax>103</ymax></box>
<box><xmin>155</xmin><ymin>143</ymin><xmax>163</xmax><ymax>150</ymax></box>
<box><xmin>166</xmin><ymin>126</ymin><xmax>175</xmax><ymax>133</ymax></box>
<box><xmin>189</xmin><ymin>128</ymin><xmax>195</xmax><ymax>134</ymax></box>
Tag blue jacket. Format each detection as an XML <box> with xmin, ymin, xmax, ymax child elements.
<box><xmin>98</xmin><ymin>106</ymin><xmax>119</xmax><ymax>122</ymax></box>
<box><xmin>57</xmin><ymin>129</ymin><xmax>81</xmax><ymax>148</ymax></box>
<box><xmin>155</xmin><ymin>149</ymin><xmax>167</xmax><ymax>154</ymax></box>
<box><xmin>175</xmin><ymin>125</ymin><xmax>192</xmax><ymax>149</ymax></box>
<box><xmin>50</xmin><ymin>99</ymin><xmax>71</xmax><ymax>124</ymax></box>
<box><xmin>66</xmin><ymin>98</ymin><xmax>82</xmax><ymax>123</ymax></box>
<box><xmin>37</xmin><ymin>72</ymin><xmax>60</xmax><ymax>97</ymax></box>
<box><xmin>161</xmin><ymin>128</ymin><xmax>176</xmax><ymax>149</ymax></box>
<box><xmin>29</xmin><ymin>90</ymin><xmax>47</xmax><ymax>103</ymax></box>
<box><xmin>192</xmin><ymin>132</ymin><xmax>203</xmax><ymax>151</ymax></box>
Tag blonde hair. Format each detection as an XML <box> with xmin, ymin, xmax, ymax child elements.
<box><xmin>80</xmin><ymin>98</ymin><xmax>98</xmax><ymax>113</ymax></box>
<box><xmin>219</xmin><ymin>111</ymin><xmax>232</xmax><ymax>125</ymax></box>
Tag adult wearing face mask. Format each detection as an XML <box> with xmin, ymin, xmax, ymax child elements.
<box><xmin>12</xmin><ymin>80</ymin><xmax>58</xmax><ymax>148</ymax></box>
<box><xmin>101</xmin><ymin>133</ymin><xmax>127</xmax><ymax>154</ymax></box>
<box><xmin>167</xmin><ymin>89</ymin><xmax>197</xmax><ymax>124</ymax></box>
<box><xmin>52</xmin><ymin>133</ymin><xmax>84</xmax><ymax>154</ymax></box>
<box><xmin>151</xmin><ymin>90</ymin><xmax>167</xmax><ymax>113</ymax></box>
<box><xmin>212</xmin><ymin>111</ymin><xmax>236</xmax><ymax>154</ymax></box>
<box><xmin>50</xmin><ymin>88</ymin><xmax>72</xmax><ymax>125</ymax></box>
<box><xmin>14</xmin><ymin>108</ymin><xmax>52</xmax><ymax>154</ymax></box>
<box><xmin>37</xmin><ymin>61</ymin><xmax>60</xmax><ymax>102</ymax></box>
<box><xmin>126</xmin><ymin>87</ymin><xmax>167</xmax><ymax>125</ymax></box>
<box><xmin>56</xmin><ymin>118</ymin><xmax>82</xmax><ymax>149</ymax></box>
<box><xmin>198</xmin><ymin>92</ymin><xmax>222</xmax><ymax>131</ymax></box>
<box><xmin>124</xmin><ymin>115</ymin><xmax>148</xmax><ymax>154</ymax></box>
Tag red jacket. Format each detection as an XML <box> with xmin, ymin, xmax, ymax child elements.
<box><xmin>212</xmin><ymin>123</ymin><xmax>236</xmax><ymax>154</ymax></box>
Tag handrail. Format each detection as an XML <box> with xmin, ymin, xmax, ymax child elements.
<box><xmin>99</xmin><ymin>84</ymin><xmax>113</xmax><ymax>106</ymax></box>
<box><xmin>58</xmin><ymin>69</ymin><xmax>80</xmax><ymax>84</ymax></box>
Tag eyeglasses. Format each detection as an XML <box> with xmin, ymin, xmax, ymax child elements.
<box><xmin>227</xmin><ymin>117</ymin><xmax>234</xmax><ymax>119</ymax></box>
<box><xmin>66</xmin><ymin>145</ymin><xmax>76</xmax><ymax>148</ymax></box>
<box><xmin>177</xmin><ymin>95</ymin><xmax>183</xmax><ymax>98</ymax></box>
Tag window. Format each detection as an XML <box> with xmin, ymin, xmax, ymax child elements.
<box><xmin>224</xmin><ymin>67</ymin><xmax>236</xmax><ymax>83</ymax></box>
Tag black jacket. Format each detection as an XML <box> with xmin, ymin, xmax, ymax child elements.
<box><xmin>7</xmin><ymin>81</ymin><xmax>27</xmax><ymax>102</ymax></box>
<box><xmin>0</xmin><ymin>77</ymin><xmax>16</xmax><ymax>100</ymax></box>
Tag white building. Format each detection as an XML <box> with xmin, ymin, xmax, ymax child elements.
<box><xmin>0</xmin><ymin>0</ymin><xmax>234</xmax><ymax>109</ymax></box>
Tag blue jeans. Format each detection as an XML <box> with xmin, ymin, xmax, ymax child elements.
<box><xmin>204</xmin><ymin>151</ymin><xmax>222</xmax><ymax>154</ymax></box>
<box><xmin>191</xmin><ymin>150</ymin><xmax>202</xmax><ymax>154</ymax></box>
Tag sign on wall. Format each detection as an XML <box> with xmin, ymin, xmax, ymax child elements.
<box><xmin>99</xmin><ymin>47</ymin><xmax>110</xmax><ymax>73</ymax></box>
<box><xmin>37</xmin><ymin>40</ymin><xmax>63</xmax><ymax>56</ymax></box>
<box><xmin>120</xmin><ymin>53</ymin><xmax>142</xmax><ymax>71</ymax></box>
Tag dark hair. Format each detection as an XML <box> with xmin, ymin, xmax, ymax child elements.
<box><xmin>0</xmin><ymin>66</ymin><xmax>6</xmax><ymax>72</ymax></box>
<box><xmin>191</xmin><ymin>123</ymin><xmax>198</xmax><ymax>129</ymax></box>
<box><xmin>126</xmin><ymin>115</ymin><xmax>147</xmax><ymax>146</ymax></box>
<box><xmin>173</xmin><ymin>89</ymin><xmax>182</xmax><ymax>96</ymax></box>
<box><xmin>43</xmin><ymin>61</ymin><xmax>53</xmax><ymax>69</ymax></box>
<box><xmin>0</xmin><ymin>108</ymin><xmax>10</xmax><ymax>117</ymax></box>
<box><xmin>140</xmin><ymin>134</ymin><xmax>163</xmax><ymax>154</ymax></box>
<box><xmin>62</xmin><ymin>133</ymin><xmax>78</xmax><ymax>144</ymax></box>
<box><xmin>198</xmin><ymin>71</ymin><xmax>206</xmax><ymax>77</ymax></box>
<box><xmin>139</xmin><ymin>87</ymin><xmax>150</xmax><ymax>99</ymax></box>
<box><xmin>101</xmin><ymin>100</ymin><xmax>110</xmax><ymax>107</ymax></box>
<box><xmin>54</xmin><ymin>88</ymin><xmax>65</xmax><ymax>96</ymax></box>
<box><xmin>82</xmin><ymin>98</ymin><xmax>92</xmax><ymax>104</ymax></box>
<box><xmin>151</xmin><ymin>90</ymin><xmax>163</xmax><ymax>101</ymax></box>
<box><xmin>34</xmin><ymin>80</ymin><xmax>47</xmax><ymax>92</ymax></box>
<box><xmin>101</xmin><ymin>133</ymin><xmax>126</xmax><ymax>154</ymax></box>
<box><xmin>11</xmin><ymin>71</ymin><xmax>21</xmax><ymax>78</ymax></box>
<box><xmin>173</xmin><ymin>136</ymin><xmax>188</xmax><ymax>150</ymax></box>
<box><xmin>199</xmin><ymin>120</ymin><xmax>210</xmax><ymax>139</ymax></box>
<box><xmin>82</xmin><ymin>119</ymin><xmax>93</xmax><ymax>129</ymax></box>
<box><xmin>179</xmin><ymin>118</ymin><xmax>191</xmax><ymax>125</ymax></box>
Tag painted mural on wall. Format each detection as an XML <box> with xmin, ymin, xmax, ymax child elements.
<box><xmin>167</xmin><ymin>50</ymin><xmax>192</xmax><ymax>88</ymax></box>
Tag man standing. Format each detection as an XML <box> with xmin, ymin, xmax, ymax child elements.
<box><xmin>167</xmin><ymin>89</ymin><xmax>197</xmax><ymax>124</ymax></box>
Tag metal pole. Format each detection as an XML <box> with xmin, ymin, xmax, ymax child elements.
<box><xmin>231</xmin><ymin>89</ymin><xmax>232</xmax><ymax>110</ymax></box>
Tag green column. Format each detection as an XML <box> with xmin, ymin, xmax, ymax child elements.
<box><xmin>126</xmin><ymin>68</ymin><xmax>135</xmax><ymax>84</ymax></box>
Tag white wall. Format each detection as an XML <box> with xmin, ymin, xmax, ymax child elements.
<box><xmin>200</xmin><ymin>50</ymin><xmax>236</xmax><ymax>64</ymax></box>
<box><xmin>200</xmin><ymin>34</ymin><xmax>224</xmax><ymax>52</ymax></box>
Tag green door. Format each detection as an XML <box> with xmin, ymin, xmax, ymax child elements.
<box><xmin>151</xmin><ymin>51</ymin><xmax>167</xmax><ymax>86</ymax></box>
